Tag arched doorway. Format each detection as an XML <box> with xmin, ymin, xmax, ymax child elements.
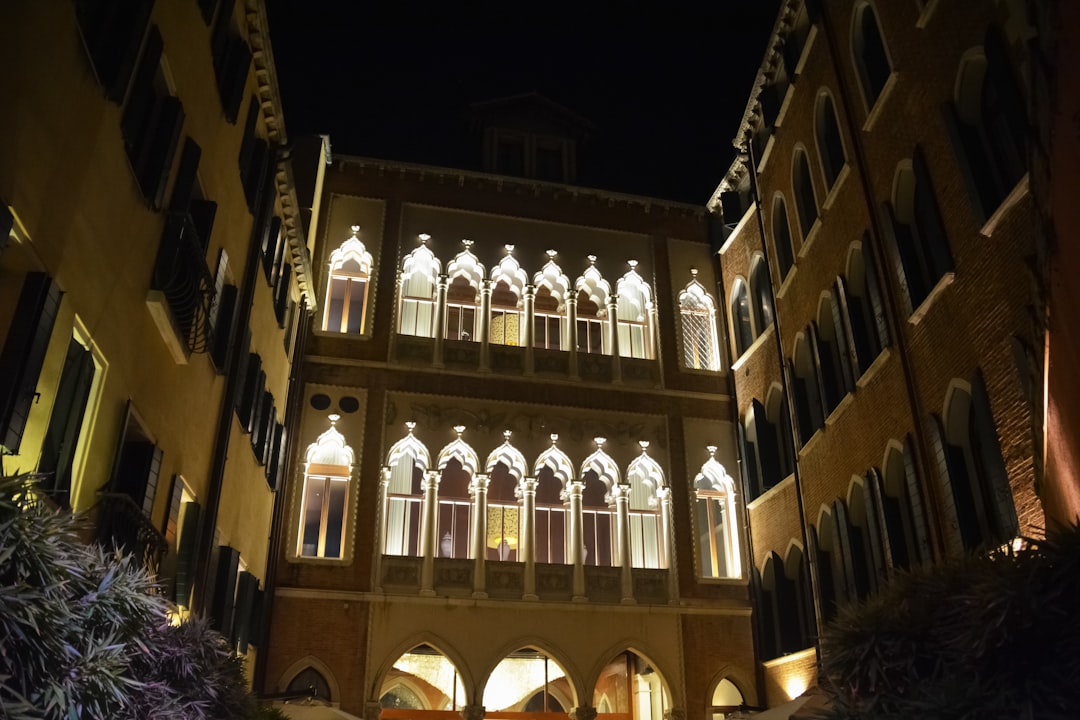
<box><xmin>594</xmin><ymin>651</ymin><xmax>669</xmax><ymax>720</ymax></box>
<box><xmin>379</xmin><ymin>644</ymin><xmax>465</xmax><ymax>717</ymax></box>
<box><xmin>482</xmin><ymin>647</ymin><xmax>574</xmax><ymax>719</ymax></box>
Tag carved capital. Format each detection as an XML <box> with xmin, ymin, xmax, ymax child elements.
<box><xmin>663</xmin><ymin>710</ymin><xmax>685</xmax><ymax>720</ymax></box>
<box><xmin>364</xmin><ymin>702</ymin><xmax>383</xmax><ymax>720</ymax></box>
<box><xmin>460</xmin><ymin>704</ymin><xmax>486</xmax><ymax>720</ymax></box>
<box><xmin>569</xmin><ymin>707</ymin><xmax>598</xmax><ymax>720</ymax></box>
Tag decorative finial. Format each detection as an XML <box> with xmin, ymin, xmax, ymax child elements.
<box><xmin>462</xmin><ymin>239</ymin><xmax>473</xmax><ymax>249</ymax></box>
<box><xmin>587</xmin><ymin>254</ymin><xmax>597</xmax><ymax>265</ymax></box>
<box><xmin>706</xmin><ymin>445</ymin><xmax>718</xmax><ymax>458</ymax></box>
<box><xmin>627</xmin><ymin>259</ymin><xmax>638</xmax><ymax>270</ymax></box>
<box><xmin>690</xmin><ymin>267</ymin><xmax>699</xmax><ymax>278</ymax></box>
<box><xmin>594</xmin><ymin>437</ymin><xmax>607</xmax><ymax>448</ymax></box>
<box><xmin>503</xmin><ymin>430</ymin><xmax>512</xmax><ymax>442</ymax></box>
<box><xmin>546</xmin><ymin>249</ymin><xmax>557</xmax><ymax>260</ymax></box>
<box><xmin>505</xmin><ymin>244</ymin><xmax>515</xmax><ymax>255</ymax></box>
<box><xmin>418</xmin><ymin>233</ymin><xmax>431</xmax><ymax>243</ymax></box>
<box><xmin>550</xmin><ymin>434</ymin><xmax>559</xmax><ymax>444</ymax></box>
<box><xmin>350</xmin><ymin>225</ymin><xmax>360</xmax><ymax>236</ymax></box>
<box><xmin>329</xmin><ymin>413</ymin><xmax>341</xmax><ymax>426</ymax></box>
<box><xmin>454</xmin><ymin>425</ymin><xmax>466</xmax><ymax>437</ymax></box>
<box><xmin>405</xmin><ymin>421</ymin><xmax>416</xmax><ymax>432</ymax></box>
<box><xmin>639</xmin><ymin>440</ymin><xmax>650</xmax><ymax>452</ymax></box>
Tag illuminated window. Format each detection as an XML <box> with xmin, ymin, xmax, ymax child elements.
<box><xmin>626</xmin><ymin>443</ymin><xmax>664</xmax><ymax>569</ymax></box>
<box><xmin>297</xmin><ymin>415</ymin><xmax>354</xmax><ymax>560</ymax></box>
<box><xmin>484</xmin><ymin>432</ymin><xmax>528</xmax><ymax>561</ymax></box>
<box><xmin>323</xmin><ymin>225</ymin><xmax>372</xmax><ymax>334</ymax></box>
<box><xmin>575</xmin><ymin>256</ymin><xmax>611</xmax><ymax>355</ymax></box>
<box><xmin>445</xmin><ymin>240</ymin><xmax>484</xmax><ymax>342</ymax></box>
<box><xmin>533</xmin><ymin>435</ymin><xmax>574</xmax><ymax>564</ymax></box>
<box><xmin>435</xmin><ymin>427</ymin><xmax>480</xmax><ymax>560</ymax></box>
<box><xmin>616</xmin><ymin>261</ymin><xmax>653</xmax><ymax>359</ymax></box>
<box><xmin>580</xmin><ymin>438</ymin><xmax>619</xmax><ymax>567</ymax></box>
<box><xmin>384</xmin><ymin>423</ymin><xmax>428</xmax><ymax>557</ymax></box>
<box><xmin>694</xmin><ymin>447</ymin><xmax>741</xmax><ymax>579</ymax></box>
<box><xmin>399</xmin><ymin>235</ymin><xmax>440</xmax><ymax>338</ymax></box>
<box><xmin>490</xmin><ymin>246</ymin><xmax>527</xmax><ymax>346</ymax></box>
<box><xmin>533</xmin><ymin>251</ymin><xmax>570</xmax><ymax>351</ymax></box>
<box><xmin>679</xmin><ymin>271</ymin><xmax>721</xmax><ymax>371</ymax></box>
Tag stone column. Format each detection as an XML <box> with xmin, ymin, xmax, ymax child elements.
<box><xmin>568</xmin><ymin>707</ymin><xmax>597</xmax><ymax>720</ymax></box>
<box><xmin>479</xmin><ymin>279</ymin><xmax>493</xmax><ymax>371</ymax></box>
<box><xmin>373</xmin><ymin>469</ymin><xmax>391</xmax><ymax>593</ymax></box>
<box><xmin>566</xmin><ymin>293</ymin><xmax>579</xmax><ymax>380</ymax></box>
<box><xmin>520</xmin><ymin>476</ymin><xmax>539</xmax><ymax>600</ymax></box>
<box><xmin>461</xmin><ymin>705</ymin><xmax>485</xmax><ymax>720</ymax></box>
<box><xmin>607</xmin><ymin>294</ymin><xmax>622</xmax><ymax>384</ymax></box>
<box><xmin>470</xmin><ymin>472</ymin><xmax>490</xmax><ymax>598</ymax></box>
<box><xmin>523</xmin><ymin>284</ymin><xmax>536</xmax><ymax>375</ymax></box>
<box><xmin>419</xmin><ymin>469</ymin><xmax>440</xmax><ymax>596</ymax></box>
<box><xmin>612</xmin><ymin>483</ymin><xmax>635</xmax><ymax>604</ymax></box>
<box><xmin>364</xmin><ymin>701</ymin><xmax>383</xmax><ymax>720</ymax></box>
<box><xmin>657</xmin><ymin>486</ymin><xmax>679</xmax><ymax>603</ymax></box>
<box><xmin>568</xmin><ymin>478</ymin><xmax>587</xmax><ymax>601</ymax></box>
<box><xmin>433</xmin><ymin>274</ymin><xmax>449</xmax><ymax>367</ymax></box>
<box><xmin>648</xmin><ymin>302</ymin><xmax>659</xmax><ymax>361</ymax></box>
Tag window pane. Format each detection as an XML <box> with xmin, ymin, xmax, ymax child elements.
<box><xmin>300</xmin><ymin>479</ymin><xmax>325</xmax><ymax>557</ymax></box>
<box><xmin>327</xmin><ymin>277</ymin><xmax>347</xmax><ymax>332</ymax></box>
<box><xmin>346</xmin><ymin>280</ymin><xmax>366</xmax><ymax>334</ymax></box>
<box><xmin>324</xmin><ymin>478</ymin><xmax>348</xmax><ymax>558</ymax></box>
<box><xmin>695</xmin><ymin>498</ymin><xmax>714</xmax><ymax>577</ymax></box>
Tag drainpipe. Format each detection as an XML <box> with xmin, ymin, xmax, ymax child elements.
<box><xmin>192</xmin><ymin>143</ymin><xmax>287</xmax><ymax>616</ymax></box>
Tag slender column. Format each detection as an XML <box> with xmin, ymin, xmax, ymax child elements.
<box><xmin>521</xmin><ymin>476</ymin><xmax>539</xmax><ymax>600</ymax></box>
<box><xmin>523</xmin><ymin>284</ymin><xmax>536</xmax><ymax>375</ymax></box>
<box><xmin>566</xmin><ymin>294</ymin><xmax>579</xmax><ymax>380</ymax></box>
<box><xmin>648</xmin><ymin>303</ymin><xmax>659</xmax><ymax>360</ymax></box>
<box><xmin>568</xmin><ymin>479</ymin><xmax>586</xmax><ymax>601</ymax></box>
<box><xmin>657</xmin><ymin>486</ymin><xmax>679</xmax><ymax>603</ymax></box>
<box><xmin>433</xmin><ymin>274</ymin><xmax>449</xmax><ymax>367</ymax></box>
<box><xmin>470</xmin><ymin>472</ymin><xmax>490</xmax><ymax>597</ymax></box>
<box><xmin>479</xmin><ymin>279</ymin><xmax>493</xmax><ymax>371</ymax></box>
<box><xmin>612</xmin><ymin>484</ymin><xmax>635</xmax><ymax>603</ymax></box>
<box><xmin>607</xmin><ymin>295</ymin><xmax>622</xmax><ymax>383</ymax></box>
<box><xmin>373</xmin><ymin>469</ymin><xmax>391</xmax><ymax>593</ymax></box>
<box><xmin>419</xmin><ymin>469</ymin><xmax>440</xmax><ymax>596</ymax></box>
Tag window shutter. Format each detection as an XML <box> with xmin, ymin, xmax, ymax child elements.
<box><xmin>235</xmin><ymin>353</ymin><xmax>262</xmax><ymax>432</ymax></box>
<box><xmin>832</xmin><ymin>502</ymin><xmax>857</xmax><ymax>604</ymax></box>
<box><xmin>209</xmin><ymin>0</ymin><xmax>236</xmax><ymax>75</ymax></box>
<box><xmin>243</xmin><ymin>139</ymin><xmax>270</xmax><ymax>214</ymax></box>
<box><xmin>173</xmin><ymin>500</ymin><xmax>201</xmax><ymax>606</ymax></box>
<box><xmin>0</xmin><ymin>274</ymin><xmax>62</xmax><ymax>454</ymax></box>
<box><xmin>719</xmin><ymin>191</ymin><xmax>743</xmax><ymax>225</ymax></box>
<box><xmin>233</xmin><ymin>571</ymin><xmax>258</xmax><ymax>652</ymax></box>
<box><xmin>861</xmin><ymin>234</ymin><xmax>890</xmax><ymax>353</ymax></box>
<box><xmin>831</xmin><ymin>280</ymin><xmax>857</xmax><ymax>393</ymax></box>
<box><xmin>237</xmin><ymin>96</ymin><xmax>259</xmax><ymax>177</ymax></box>
<box><xmin>113</xmin><ymin>440</ymin><xmax>162</xmax><ymax>514</ymax></box>
<box><xmin>262</xmin><ymin>215</ymin><xmax>282</xmax><ymax>283</ymax></box>
<box><xmin>252</xmin><ymin>391</ymin><xmax>273</xmax><ymax>464</ymax></box>
<box><xmin>266</xmin><ymin>421</ymin><xmax>286</xmax><ymax>491</ymax></box>
<box><xmin>198</xmin><ymin>0</ymin><xmax>217</xmax><ymax>25</ymax></box>
<box><xmin>75</xmin><ymin>0</ymin><xmax>155</xmax><ymax>103</ymax></box>
<box><xmin>120</xmin><ymin>26</ymin><xmax>163</xmax><ymax>161</ymax></box>
<box><xmin>926</xmin><ymin>417</ymin><xmax>965</xmax><ymax>554</ymax></box>
<box><xmin>902</xmin><ymin>437</ymin><xmax>932</xmax><ymax>563</ymax></box>
<box><xmin>248</xmin><ymin>588</ymin><xmax>265</xmax><ymax>648</ymax></box>
<box><xmin>754</xmin><ymin>399</ymin><xmax>780</xmax><ymax>491</ymax></box>
<box><xmin>912</xmin><ymin>147</ymin><xmax>953</xmax><ymax>279</ymax></box>
<box><xmin>735</xmin><ymin>421</ymin><xmax>755</xmax><ymax>499</ymax></box>
<box><xmin>37</xmin><ymin>338</ymin><xmax>96</xmax><ymax>506</ymax></box>
<box><xmin>210</xmin><ymin>284</ymin><xmax>237</xmax><ymax>372</ymax></box>
<box><xmin>864</xmin><ymin>468</ymin><xmax>892</xmax><ymax>579</ymax></box>
<box><xmin>169</xmin><ymin>137</ymin><xmax>201</xmax><ymax>213</ymax></box>
<box><xmin>209</xmin><ymin>546</ymin><xmax>239</xmax><ymax>636</ymax></box>
<box><xmin>274</xmin><ymin>263</ymin><xmax>292</xmax><ymax>326</ymax></box>
<box><xmin>971</xmin><ymin>376</ymin><xmax>1019</xmax><ymax>541</ymax></box>
<box><xmin>806</xmin><ymin>326</ymin><xmax>827</xmax><ymax>431</ymax></box>
<box><xmin>881</xmin><ymin>204</ymin><xmax>915</xmax><ymax>315</ymax></box>
<box><xmin>1</xmin><ymin>200</ymin><xmax>13</xmax><ymax>253</ymax></box>
<box><xmin>140</xmin><ymin>95</ymin><xmax>185</xmax><ymax>210</ymax></box>
<box><xmin>218</xmin><ymin>35</ymin><xmax>251</xmax><ymax>124</ymax></box>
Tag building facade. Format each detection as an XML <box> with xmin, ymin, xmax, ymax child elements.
<box><xmin>709</xmin><ymin>0</ymin><xmax>1049</xmax><ymax>705</ymax></box>
<box><xmin>0</xmin><ymin>0</ymin><xmax>323</xmax><ymax>674</ymax></box>
<box><xmin>260</xmin><ymin>99</ymin><xmax>760</xmax><ymax>715</ymax></box>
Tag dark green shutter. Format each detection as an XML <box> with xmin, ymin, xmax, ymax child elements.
<box><xmin>209</xmin><ymin>546</ymin><xmax>239</xmax><ymax>636</ymax></box>
<box><xmin>38</xmin><ymin>338</ymin><xmax>96</xmax><ymax>506</ymax></box>
<box><xmin>174</xmin><ymin>500</ymin><xmax>201</xmax><ymax>606</ymax></box>
<box><xmin>233</xmin><ymin>571</ymin><xmax>258</xmax><ymax>652</ymax></box>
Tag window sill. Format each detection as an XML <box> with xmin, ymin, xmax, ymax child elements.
<box><xmin>862</xmin><ymin>72</ymin><xmax>899</xmax><ymax>133</ymax></box>
<box><xmin>821</xmin><ymin>163</ymin><xmax>851</xmax><ymax>211</ymax></box>
<box><xmin>907</xmin><ymin>271</ymin><xmax>955</xmax><ymax>326</ymax></box>
<box><xmin>824</xmin><ymin>391</ymin><xmax>855</xmax><ymax>428</ymax></box>
<box><xmin>916</xmin><ymin>0</ymin><xmax>940</xmax><ymax>28</ymax></box>
<box><xmin>796</xmin><ymin>218</ymin><xmax>823</xmax><ymax>259</ymax></box>
<box><xmin>746</xmin><ymin>472</ymin><xmax>795</xmax><ymax>511</ymax></box>
<box><xmin>773</xmin><ymin>81</ymin><xmax>797</xmax><ymax>133</ymax></box>
<box><xmin>797</xmin><ymin>427</ymin><xmax>824</xmax><ymax>458</ymax></box>
<box><xmin>756</xmin><ymin>132</ymin><xmax>776</xmax><ymax>173</ymax></box>
<box><xmin>979</xmin><ymin>173</ymin><xmax>1030</xmax><ymax>239</ymax></box>
<box><xmin>719</xmin><ymin>200</ymin><xmax>758</xmax><ymax>254</ymax></box>
<box><xmin>855</xmin><ymin>346</ymin><xmax>892</xmax><ymax>389</ymax></box>
<box><xmin>695</xmin><ymin>575</ymin><xmax>748</xmax><ymax>586</ymax></box>
<box><xmin>792</xmin><ymin>25</ymin><xmax>817</xmax><ymax>79</ymax></box>
<box><xmin>731</xmin><ymin>324</ymin><xmax>774</xmax><ymax>373</ymax></box>
<box><xmin>775</xmin><ymin>266</ymin><xmax>798</xmax><ymax>301</ymax></box>
<box><xmin>314</xmin><ymin>327</ymin><xmax>374</xmax><ymax>341</ymax></box>
<box><xmin>286</xmin><ymin>554</ymin><xmax>353</xmax><ymax>567</ymax></box>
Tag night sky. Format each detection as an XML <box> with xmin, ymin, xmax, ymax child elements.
<box><xmin>265</xmin><ymin>3</ymin><xmax>782</xmax><ymax>205</ymax></box>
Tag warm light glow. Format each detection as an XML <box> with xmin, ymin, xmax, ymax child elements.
<box><xmin>393</xmin><ymin>652</ymin><xmax>465</xmax><ymax>707</ymax></box>
<box><xmin>783</xmin><ymin>674</ymin><xmax>809</xmax><ymax>700</ymax></box>
<box><xmin>482</xmin><ymin>656</ymin><xmax>567</xmax><ymax>711</ymax></box>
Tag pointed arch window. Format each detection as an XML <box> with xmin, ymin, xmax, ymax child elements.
<box><xmin>484</xmin><ymin>432</ymin><xmax>528</xmax><ymax>561</ymax></box>
<box><xmin>626</xmin><ymin>443</ymin><xmax>664</xmax><ymax>568</ymax></box>
<box><xmin>490</xmin><ymin>245</ymin><xmax>527</xmax><ymax>346</ymax></box>
<box><xmin>772</xmin><ymin>195</ymin><xmax>796</xmax><ymax>280</ymax></box>
<box><xmin>435</xmin><ymin>427</ymin><xmax>480</xmax><ymax>559</ymax></box>
<box><xmin>398</xmin><ymin>235</ymin><xmax>441</xmax><ymax>338</ymax></box>
<box><xmin>616</xmin><ymin>261</ymin><xmax>654</xmax><ymax>359</ymax></box>
<box><xmin>730</xmin><ymin>279</ymin><xmax>753</xmax><ymax>358</ymax></box>
<box><xmin>815</xmin><ymin>92</ymin><xmax>846</xmax><ymax>189</ymax></box>
<box><xmin>887</xmin><ymin>151</ymin><xmax>953</xmax><ymax>312</ymax></box>
<box><xmin>749</xmin><ymin>256</ymin><xmax>774</xmax><ymax>335</ymax></box>
<box><xmin>534</xmin><ymin>435</ymin><xmax>573</xmax><ymax>564</ymax></box>
<box><xmin>790</xmin><ymin>330</ymin><xmax>825</xmax><ymax>446</ymax></box>
<box><xmin>853</xmin><ymin>2</ymin><xmax>892</xmax><ymax>109</ymax></box>
<box><xmin>679</xmin><ymin>270</ymin><xmax>721</xmax><ymax>371</ymax></box>
<box><xmin>298</xmin><ymin>415</ymin><xmax>354</xmax><ymax>559</ymax></box>
<box><xmin>580</xmin><ymin>439</ymin><xmax>619</xmax><ymax>567</ymax></box>
<box><xmin>383</xmin><ymin>422</ymin><xmax>429</xmax><ymax>556</ymax></box>
<box><xmin>880</xmin><ymin>437</ymin><xmax>929</xmax><ymax>570</ymax></box>
<box><xmin>575</xmin><ymin>256</ymin><xmax>611</xmax><ymax>355</ymax></box>
<box><xmin>694</xmin><ymin>447</ymin><xmax>741</xmax><ymax>578</ymax></box>
<box><xmin>533</xmin><ymin>251</ymin><xmax>569</xmax><ymax>351</ymax></box>
<box><xmin>816</xmin><ymin>289</ymin><xmax>855</xmax><ymax>416</ymax></box>
<box><xmin>844</xmin><ymin>237</ymin><xmax>889</xmax><ymax>375</ymax></box>
<box><xmin>444</xmin><ymin>240</ymin><xmax>484</xmax><ymax>342</ymax></box>
<box><xmin>324</xmin><ymin>225</ymin><xmax>373</xmax><ymax>334</ymax></box>
<box><xmin>792</xmin><ymin>148</ymin><xmax>818</xmax><ymax>240</ymax></box>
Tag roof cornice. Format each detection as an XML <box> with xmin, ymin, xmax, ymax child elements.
<box><xmin>245</xmin><ymin>0</ymin><xmax>287</xmax><ymax>145</ymax></box>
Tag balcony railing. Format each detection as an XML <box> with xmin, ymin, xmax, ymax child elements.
<box><xmin>151</xmin><ymin>212</ymin><xmax>214</xmax><ymax>354</ymax></box>
<box><xmin>96</xmin><ymin>492</ymin><xmax>168</xmax><ymax>578</ymax></box>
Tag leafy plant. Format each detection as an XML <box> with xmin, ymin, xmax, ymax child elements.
<box><xmin>817</xmin><ymin>528</ymin><xmax>1080</xmax><ymax>720</ymax></box>
<box><xmin>0</xmin><ymin>471</ymin><xmax>266</xmax><ymax>719</ymax></box>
